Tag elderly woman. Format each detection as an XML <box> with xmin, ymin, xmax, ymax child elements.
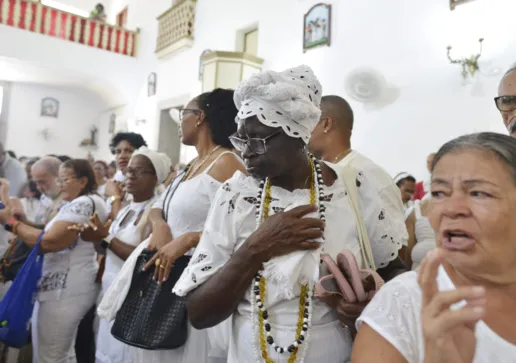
<box><xmin>352</xmin><ymin>132</ymin><xmax>516</xmax><ymax>362</ymax></box>
<box><xmin>173</xmin><ymin>66</ymin><xmax>404</xmax><ymax>363</ymax></box>
<box><xmin>0</xmin><ymin>159</ymin><xmax>108</xmax><ymax>363</ymax></box>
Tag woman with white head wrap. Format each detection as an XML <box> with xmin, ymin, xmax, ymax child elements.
<box><xmin>71</xmin><ymin>147</ymin><xmax>170</xmax><ymax>363</ymax></box>
<box><xmin>174</xmin><ymin>65</ymin><xmax>402</xmax><ymax>362</ymax></box>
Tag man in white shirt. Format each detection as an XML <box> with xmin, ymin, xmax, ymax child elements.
<box><xmin>0</xmin><ymin>143</ymin><xmax>27</xmax><ymax>198</ymax></box>
<box><xmin>496</xmin><ymin>65</ymin><xmax>516</xmax><ymax>137</ymax></box>
<box><xmin>309</xmin><ymin>95</ymin><xmax>408</xmax><ymax>334</ymax></box>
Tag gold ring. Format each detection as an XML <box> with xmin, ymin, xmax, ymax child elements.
<box><xmin>155</xmin><ymin>258</ymin><xmax>161</xmax><ymax>267</ymax></box>
<box><xmin>159</xmin><ymin>265</ymin><xmax>166</xmax><ymax>269</ymax></box>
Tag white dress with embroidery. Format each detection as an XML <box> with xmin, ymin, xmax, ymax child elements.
<box><xmin>128</xmin><ymin>152</ymin><xmax>238</xmax><ymax>363</ymax></box>
<box><xmin>174</xmin><ymin>167</ymin><xmax>402</xmax><ymax>363</ymax></box>
<box><xmin>95</xmin><ymin>198</ymin><xmax>155</xmax><ymax>363</ymax></box>
<box><xmin>356</xmin><ymin>266</ymin><xmax>516</xmax><ymax>362</ymax></box>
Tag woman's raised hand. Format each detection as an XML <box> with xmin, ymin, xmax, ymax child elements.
<box><xmin>419</xmin><ymin>249</ymin><xmax>483</xmax><ymax>363</ymax></box>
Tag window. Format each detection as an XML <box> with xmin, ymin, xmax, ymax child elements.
<box><xmin>116</xmin><ymin>7</ymin><xmax>128</xmax><ymax>27</ymax></box>
<box><xmin>243</xmin><ymin>29</ymin><xmax>258</xmax><ymax>56</ymax></box>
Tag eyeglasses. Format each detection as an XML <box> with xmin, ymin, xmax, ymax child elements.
<box><xmin>179</xmin><ymin>108</ymin><xmax>201</xmax><ymax>122</ymax></box>
<box><xmin>494</xmin><ymin>96</ymin><xmax>516</xmax><ymax>112</ymax></box>
<box><xmin>229</xmin><ymin>130</ymin><xmax>282</xmax><ymax>155</ymax></box>
<box><xmin>126</xmin><ymin>167</ymin><xmax>155</xmax><ymax>178</ymax></box>
<box><xmin>56</xmin><ymin>177</ymin><xmax>76</xmax><ymax>185</ymax></box>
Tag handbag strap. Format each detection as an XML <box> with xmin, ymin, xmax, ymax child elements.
<box><xmin>162</xmin><ymin>170</ymin><xmax>187</xmax><ymax>221</ymax></box>
<box><xmin>338</xmin><ymin>165</ymin><xmax>377</xmax><ymax>271</ymax></box>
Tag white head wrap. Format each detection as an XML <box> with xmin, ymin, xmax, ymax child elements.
<box><xmin>393</xmin><ymin>172</ymin><xmax>415</xmax><ymax>185</ymax></box>
<box><xmin>233</xmin><ymin>65</ymin><xmax>323</xmax><ymax>144</ymax></box>
<box><xmin>130</xmin><ymin>147</ymin><xmax>172</xmax><ymax>184</ymax></box>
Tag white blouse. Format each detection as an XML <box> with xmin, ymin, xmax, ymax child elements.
<box><xmin>356</xmin><ymin>267</ymin><xmax>516</xmax><ymax>363</ymax></box>
<box><xmin>174</xmin><ymin>167</ymin><xmax>402</xmax><ymax>362</ymax></box>
<box><xmin>38</xmin><ymin>194</ymin><xmax>108</xmax><ymax>301</ymax></box>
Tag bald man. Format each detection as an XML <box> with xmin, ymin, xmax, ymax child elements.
<box><xmin>309</xmin><ymin>95</ymin><xmax>408</xmax><ymax>333</ymax></box>
<box><xmin>496</xmin><ymin>65</ymin><xmax>516</xmax><ymax>137</ymax></box>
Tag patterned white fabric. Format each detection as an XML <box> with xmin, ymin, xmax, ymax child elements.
<box><xmin>174</xmin><ymin>165</ymin><xmax>401</xmax><ymax>362</ymax></box>
<box><xmin>38</xmin><ymin>194</ymin><xmax>108</xmax><ymax>301</ymax></box>
<box><xmin>337</xmin><ymin>151</ymin><xmax>408</xmax><ymax>248</ymax></box>
<box><xmin>356</xmin><ymin>266</ymin><xmax>516</xmax><ymax>363</ymax></box>
<box><xmin>234</xmin><ymin>65</ymin><xmax>322</xmax><ymax>143</ymax></box>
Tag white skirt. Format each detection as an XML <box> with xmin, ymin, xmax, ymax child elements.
<box><xmin>228</xmin><ymin>313</ymin><xmax>352</xmax><ymax>362</ymax></box>
<box><xmin>95</xmin><ymin>319</ymin><xmax>131</xmax><ymax>363</ymax></box>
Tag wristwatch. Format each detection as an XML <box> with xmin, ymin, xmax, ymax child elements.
<box><xmin>100</xmin><ymin>234</ymin><xmax>114</xmax><ymax>250</ymax></box>
<box><xmin>4</xmin><ymin>219</ymin><xmax>18</xmax><ymax>233</ymax></box>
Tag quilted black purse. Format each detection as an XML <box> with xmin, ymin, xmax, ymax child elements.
<box><xmin>110</xmin><ymin>250</ymin><xmax>191</xmax><ymax>349</ymax></box>
<box><xmin>111</xmin><ymin>169</ymin><xmax>192</xmax><ymax>350</ymax></box>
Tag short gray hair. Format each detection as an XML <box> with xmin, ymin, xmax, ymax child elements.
<box><xmin>32</xmin><ymin>156</ymin><xmax>62</xmax><ymax>176</ymax></box>
<box><xmin>432</xmin><ymin>132</ymin><xmax>516</xmax><ymax>183</ymax></box>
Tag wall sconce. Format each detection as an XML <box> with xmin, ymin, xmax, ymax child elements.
<box><xmin>447</xmin><ymin>38</ymin><xmax>483</xmax><ymax>79</ymax></box>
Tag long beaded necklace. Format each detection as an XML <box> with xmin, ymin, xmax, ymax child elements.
<box><xmin>251</xmin><ymin>154</ymin><xmax>326</xmax><ymax>363</ymax></box>
<box><xmin>183</xmin><ymin>145</ymin><xmax>221</xmax><ymax>181</ymax></box>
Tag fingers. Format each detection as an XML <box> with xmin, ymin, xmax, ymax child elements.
<box><xmin>418</xmin><ymin>249</ymin><xmax>443</xmax><ymax>307</ymax></box>
<box><xmin>143</xmin><ymin>253</ymin><xmax>157</xmax><ymax>271</ymax></box>
<box><xmin>67</xmin><ymin>224</ymin><xmax>84</xmax><ymax>233</ymax></box>
<box><xmin>425</xmin><ymin>304</ymin><xmax>485</xmax><ymax>341</ymax></box>
<box><xmin>336</xmin><ymin>300</ymin><xmax>366</xmax><ymax>317</ymax></box>
<box><xmin>104</xmin><ymin>219</ymin><xmax>113</xmax><ymax>230</ymax></box>
<box><xmin>297</xmin><ymin>241</ymin><xmax>321</xmax><ymax>250</ymax></box>
<box><xmin>424</xmin><ymin>287</ymin><xmax>486</xmax><ymax>318</ymax></box>
<box><xmin>297</xmin><ymin>229</ymin><xmax>324</xmax><ymax>241</ymax></box>
<box><xmin>287</xmin><ymin>204</ymin><xmax>318</xmax><ymax>218</ymax></box>
<box><xmin>297</xmin><ymin>217</ymin><xmax>325</xmax><ymax>230</ymax></box>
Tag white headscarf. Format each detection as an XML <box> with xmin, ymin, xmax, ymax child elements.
<box><xmin>233</xmin><ymin>65</ymin><xmax>323</xmax><ymax>144</ymax></box>
<box><xmin>131</xmin><ymin>147</ymin><xmax>172</xmax><ymax>184</ymax></box>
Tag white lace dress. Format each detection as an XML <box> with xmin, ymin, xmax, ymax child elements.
<box><xmin>127</xmin><ymin>152</ymin><xmax>238</xmax><ymax>363</ymax></box>
<box><xmin>95</xmin><ymin>198</ymin><xmax>155</xmax><ymax>363</ymax></box>
<box><xmin>174</xmin><ymin>166</ymin><xmax>403</xmax><ymax>363</ymax></box>
<box><xmin>356</xmin><ymin>267</ymin><xmax>516</xmax><ymax>362</ymax></box>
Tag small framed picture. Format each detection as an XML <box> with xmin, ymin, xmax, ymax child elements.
<box><xmin>303</xmin><ymin>3</ymin><xmax>332</xmax><ymax>52</ymax></box>
<box><xmin>148</xmin><ymin>72</ymin><xmax>157</xmax><ymax>97</ymax></box>
<box><xmin>41</xmin><ymin>97</ymin><xmax>59</xmax><ymax>118</ymax></box>
<box><xmin>109</xmin><ymin>113</ymin><xmax>116</xmax><ymax>134</ymax></box>
<box><xmin>450</xmin><ymin>0</ymin><xmax>476</xmax><ymax>10</ymax></box>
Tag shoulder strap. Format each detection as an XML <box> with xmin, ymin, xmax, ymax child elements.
<box><xmin>86</xmin><ymin>195</ymin><xmax>96</xmax><ymax>215</ymax></box>
<box><xmin>203</xmin><ymin>151</ymin><xmax>243</xmax><ymax>174</ymax></box>
<box><xmin>338</xmin><ymin>165</ymin><xmax>376</xmax><ymax>270</ymax></box>
<box><xmin>162</xmin><ymin>170</ymin><xmax>186</xmax><ymax>221</ymax></box>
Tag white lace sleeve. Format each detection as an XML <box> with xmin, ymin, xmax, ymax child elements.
<box><xmin>173</xmin><ymin>180</ymin><xmax>255</xmax><ymax>296</ymax></box>
<box><xmin>356</xmin><ymin>170</ymin><xmax>407</xmax><ymax>268</ymax></box>
<box><xmin>52</xmin><ymin>196</ymin><xmax>95</xmax><ymax>225</ymax></box>
<box><xmin>356</xmin><ymin>271</ymin><xmax>424</xmax><ymax>363</ymax></box>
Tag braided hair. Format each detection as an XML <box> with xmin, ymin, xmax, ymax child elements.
<box><xmin>196</xmin><ymin>88</ymin><xmax>238</xmax><ymax>149</ymax></box>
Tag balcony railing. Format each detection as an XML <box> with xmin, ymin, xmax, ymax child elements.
<box><xmin>0</xmin><ymin>0</ymin><xmax>138</xmax><ymax>57</ymax></box>
<box><xmin>156</xmin><ymin>0</ymin><xmax>196</xmax><ymax>58</ymax></box>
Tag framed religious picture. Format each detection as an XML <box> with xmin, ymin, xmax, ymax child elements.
<box><xmin>109</xmin><ymin>113</ymin><xmax>116</xmax><ymax>134</ymax></box>
<box><xmin>41</xmin><ymin>97</ymin><xmax>59</xmax><ymax>118</ymax></box>
<box><xmin>148</xmin><ymin>72</ymin><xmax>157</xmax><ymax>97</ymax></box>
<box><xmin>303</xmin><ymin>3</ymin><xmax>331</xmax><ymax>52</ymax></box>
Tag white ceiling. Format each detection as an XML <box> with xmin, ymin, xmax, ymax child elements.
<box><xmin>0</xmin><ymin>56</ymin><xmax>123</xmax><ymax>105</ymax></box>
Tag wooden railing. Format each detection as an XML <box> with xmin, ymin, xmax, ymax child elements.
<box><xmin>0</xmin><ymin>0</ymin><xmax>138</xmax><ymax>57</ymax></box>
<box><xmin>156</xmin><ymin>0</ymin><xmax>196</xmax><ymax>57</ymax></box>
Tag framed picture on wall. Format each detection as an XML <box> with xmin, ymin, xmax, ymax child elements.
<box><xmin>109</xmin><ymin>113</ymin><xmax>116</xmax><ymax>134</ymax></box>
<box><xmin>41</xmin><ymin>97</ymin><xmax>59</xmax><ymax>118</ymax></box>
<box><xmin>303</xmin><ymin>3</ymin><xmax>331</xmax><ymax>52</ymax></box>
<box><xmin>148</xmin><ymin>72</ymin><xmax>157</xmax><ymax>97</ymax></box>
<box><xmin>450</xmin><ymin>0</ymin><xmax>477</xmax><ymax>10</ymax></box>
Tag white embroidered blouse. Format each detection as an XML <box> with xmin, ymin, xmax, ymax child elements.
<box><xmin>38</xmin><ymin>194</ymin><xmax>108</xmax><ymax>301</ymax></box>
<box><xmin>174</xmin><ymin>167</ymin><xmax>403</xmax><ymax>360</ymax></box>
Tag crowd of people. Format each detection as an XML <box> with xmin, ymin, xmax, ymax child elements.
<box><xmin>0</xmin><ymin>63</ymin><xmax>514</xmax><ymax>363</ymax></box>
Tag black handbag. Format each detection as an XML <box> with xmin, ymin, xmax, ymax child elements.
<box><xmin>111</xmin><ymin>170</ymin><xmax>192</xmax><ymax>350</ymax></box>
<box><xmin>0</xmin><ymin>237</ymin><xmax>32</xmax><ymax>282</ymax></box>
<box><xmin>110</xmin><ymin>250</ymin><xmax>191</xmax><ymax>350</ymax></box>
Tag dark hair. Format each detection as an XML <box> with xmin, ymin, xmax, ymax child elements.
<box><xmin>7</xmin><ymin>150</ymin><xmax>16</xmax><ymax>159</ymax></box>
<box><xmin>196</xmin><ymin>88</ymin><xmax>238</xmax><ymax>148</ymax></box>
<box><xmin>26</xmin><ymin>181</ymin><xmax>41</xmax><ymax>199</ymax></box>
<box><xmin>57</xmin><ymin>155</ymin><xmax>72</xmax><ymax>163</ymax></box>
<box><xmin>395</xmin><ymin>175</ymin><xmax>416</xmax><ymax>187</ymax></box>
<box><xmin>432</xmin><ymin>132</ymin><xmax>516</xmax><ymax>183</ymax></box>
<box><xmin>62</xmin><ymin>159</ymin><xmax>97</xmax><ymax>195</ymax></box>
<box><xmin>94</xmin><ymin>160</ymin><xmax>109</xmax><ymax>170</ymax></box>
<box><xmin>110</xmin><ymin>132</ymin><xmax>147</xmax><ymax>155</ymax></box>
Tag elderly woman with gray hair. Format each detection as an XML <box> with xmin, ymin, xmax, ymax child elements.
<box><xmin>173</xmin><ymin>65</ymin><xmax>405</xmax><ymax>362</ymax></box>
<box><xmin>352</xmin><ymin>132</ymin><xmax>516</xmax><ymax>362</ymax></box>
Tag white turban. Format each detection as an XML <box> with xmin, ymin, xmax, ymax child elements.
<box><xmin>131</xmin><ymin>147</ymin><xmax>172</xmax><ymax>184</ymax></box>
<box><xmin>233</xmin><ymin>65</ymin><xmax>323</xmax><ymax>144</ymax></box>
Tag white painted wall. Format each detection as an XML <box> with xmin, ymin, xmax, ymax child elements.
<box><xmin>152</xmin><ymin>0</ymin><xmax>514</xmax><ymax>180</ymax></box>
<box><xmin>4</xmin><ymin>83</ymin><xmax>113</xmax><ymax>161</ymax></box>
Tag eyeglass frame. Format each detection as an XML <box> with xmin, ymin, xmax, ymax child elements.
<box><xmin>494</xmin><ymin>95</ymin><xmax>516</xmax><ymax>112</ymax></box>
<box><xmin>179</xmin><ymin>108</ymin><xmax>202</xmax><ymax>122</ymax></box>
<box><xmin>228</xmin><ymin>129</ymin><xmax>283</xmax><ymax>155</ymax></box>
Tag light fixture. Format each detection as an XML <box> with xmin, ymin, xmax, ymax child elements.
<box><xmin>446</xmin><ymin>38</ymin><xmax>484</xmax><ymax>79</ymax></box>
